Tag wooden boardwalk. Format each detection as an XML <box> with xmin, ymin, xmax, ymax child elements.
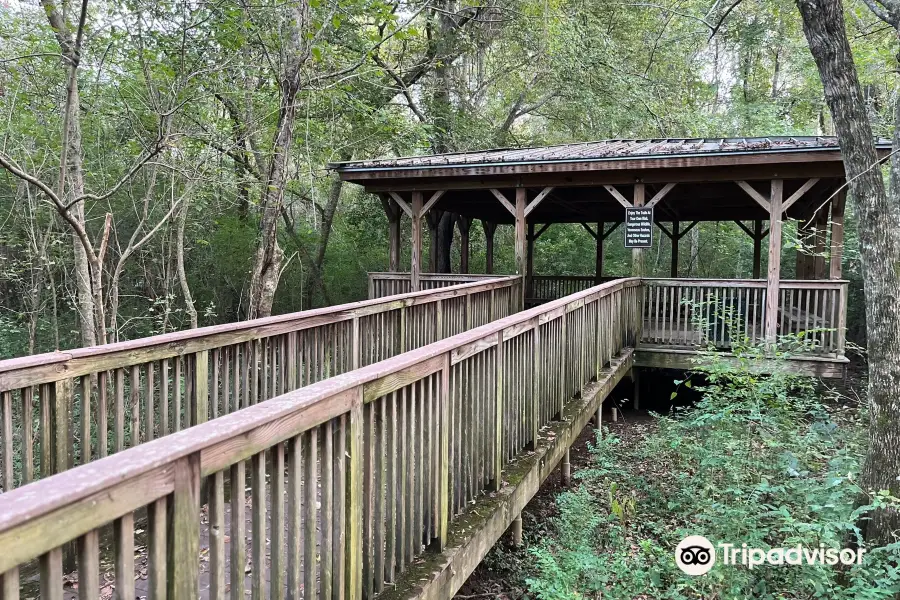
<box><xmin>0</xmin><ymin>275</ymin><xmax>850</xmax><ymax>600</ymax></box>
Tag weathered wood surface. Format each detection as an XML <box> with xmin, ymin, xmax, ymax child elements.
<box><xmin>634</xmin><ymin>347</ymin><xmax>848</xmax><ymax>378</ymax></box>
<box><xmin>0</xmin><ymin>276</ymin><xmax>521</xmax><ymax>494</ymax></box>
<box><xmin>528</xmin><ymin>275</ymin><xmax>619</xmax><ymax>305</ymax></box>
<box><xmin>367</xmin><ymin>273</ymin><xmax>503</xmax><ymax>299</ymax></box>
<box><xmin>640</xmin><ymin>278</ymin><xmax>848</xmax><ymax>357</ymax></box>
<box><xmin>0</xmin><ymin>276</ymin><xmax>640</xmax><ymax>600</ymax></box>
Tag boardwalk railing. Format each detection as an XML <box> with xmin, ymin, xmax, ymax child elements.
<box><xmin>0</xmin><ymin>276</ymin><xmax>521</xmax><ymax>494</ymax></box>
<box><xmin>641</xmin><ymin>278</ymin><xmax>847</xmax><ymax>355</ymax></box>
<box><xmin>528</xmin><ymin>275</ymin><xmax>619</xmax><ymax>305</ymax></box>
<box><xmin>368</xmin><ymin>272</ymin><xmax>500</xmax><ymax>298</ymax></box>
<box><xmin>0</xmin><ymin>277</ymin><xmax>640</xmax><ymax>600</ymax></box>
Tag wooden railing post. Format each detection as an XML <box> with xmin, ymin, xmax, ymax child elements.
<box><xmin>168</xmin><ymin>452</ymin><xmax>200</xmax><ymax>599</ymax></box>
<box><xmin>436</xmin><ymin>300</ymin><xmax>444</xmax><ymax>341</ymax></box>
<box><xmin>52</xmin><ymin>378</ymin><xmax>72</xmax><ymax>475</ymax></box>
<box><xmin>530</xmin><ymin>318</ymin><xmax>541</xmax><ymax>449</ymax></box>
<box><xmin>348</xmin><ymin>388</ymin><xmax>364</xmax><ymax>600</ymax></box>
<box><xmin>400</xmin><ymin>306</ymin><xmax>408</xmax><ymax>354</ymax></box>
<box><xmin>837</xmin><ymin>282</ymin><xmax>848</xmax><ymax>354</ymax></box>
<box><xmin>192</xmin><ymin>350</ymin><xmax>209</xmax><ymax>426</ymax></box>
<box><xmin>492</xmin><ymin>332</ymin><xmax>504</xmax><ymax>492</ymax></box>
<box><xmin>411</xmin><ymin>192</ymin><xmax>423</xmax><ymax>292</ymax></box>
<box><xmin>352</xmin><ymin>317</ymin><xmax>361</xmax><ymax>369</ymax></box>
<box><xmin>437</xmin><ymin>354</ymin><xmax>450</xmax><ymax>549</ymax></box>
<box><xmin>765</xmin><ymin>180</ymin><xmax>784</xmax><ymax>350</ymax></box>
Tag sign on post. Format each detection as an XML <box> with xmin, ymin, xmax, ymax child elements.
<box><xmin>624</xmin><ymin>207</ymin><xmax>653</xmax><ymax>248</ymax></box>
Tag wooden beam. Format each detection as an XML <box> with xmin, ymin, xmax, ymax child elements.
<box><xmin>656</xmin><ymin>223</ymin><xmax>673</xmax><ymax>239</ymax></box>
<box><xmin>596</xmin><ymin>221</ymin><xmax>603</xmax><ymax>282</ymax></box>
<box><xmin>632</xmin><ymin>184</ymin><xmax>645</xmax><ymax>277</ymax></box>
<box><xmin>734</xmin><ymin>220</ymin><xmax>755</xmax><ymax>238</ymax></box>
<box><xmin>534</xmin><ymin>223</ymin><xmax>551</xmax><ymax>240</ymax></box>
<box><xmin>830</xmin><ymin>188</ymin><xmax>846</xmax><ymax>279</ymax></box>
<box><xmin>421</xmin><ymin>190</ymin><xmax>446</xmax><ymax>216</ymax></box>
<box><xmin>765</xmin><ymin>180</ymin><xmax>783</xmax><ymax>348</ymax></box>
<box><xmin>411</xmin><ymin>192</ymin><xmax>423</xmax><ymax>291</ymax></box>
<box><xmin>646</xmin><ymin>182</ymin><xmax>676</xmax><ymax>208</ymax></box>
<box><xmin>678</xmin><ymin>221</ymin><xmax>699</xmax><ymax>238</ymax></box>
<box><xmin>515</xmin><ymin>189</ymin><xmax>527</xmax><ymax>276</ymax></box>
<box><xmin>526</xmin><ymin>222</ymin><xmax>535</xmax><ymax>298</ymax></box>
<box><xmin>601</xmin><ymin>222</ymin><xmax>621</xmax><ymax>240</ymax></box>
<box><xmin>580</xmin><ymin>223</ymin><xmax>598</xmax><ymax>240</ymax></box>
<box><xmin>604</xmin><ymin>185</ymin><xmax>632</xmax><ymax>209</ymax></box>
<box><xmin>490</xmin><ymin>189</ymin><xmax>516</xmax><ymax>216</ymax></box>
<box><xmin>671</xmin><ymin>220</ymin><xmax>679</xmax><ymax>277</ymax></box>
<box><xmin>483</xmin><ymin>221</ymin><xmax>496</xmax><ymax>274</ymax></box>
<box><xmin>524</xmin><ymin>187</ymin><xmax>554</xmax><ymax>217</ymax></box>
<box><xmin>380</xmin><ymin>195</ymin><xmax>402</xmax><ymax>271</ymax></box>
<box><xmin>737</xmin><ymin>181</ymin><xmax>771</xmax><ymax>212</ymax></box>
<box><xmin>388</xmin><ymin>192</ymin><xmax>413</xmax><ymax>218</ymax></box>
<box><xmin>752</xmin><ymin>220</ymin><xmax>762</xmax><ymax>279</ymax></box>
<box><xmin>782</xmin><ymin>178</ymin><xmax>820</xmax><ymax>213</ymax></box>
<box><xmin>458</xmin><ymin>217</ymin><xmax>471</xmax><ymax>274</ymax></box>
<box><xmin>813</xmin><ymin>207</ymin><xmax>828</xmax><ymax>280</ymax></box>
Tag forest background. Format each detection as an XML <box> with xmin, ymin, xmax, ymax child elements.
<box><xmin>0</xmin><ymin>0</ymin><xmax>894</xmax><ymax>358</ymax></box>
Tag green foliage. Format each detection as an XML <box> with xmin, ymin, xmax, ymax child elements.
<box><xmin>527</xmin><ymin>354</ymin><xmax>900</xmax><ymax>599</ymax></box>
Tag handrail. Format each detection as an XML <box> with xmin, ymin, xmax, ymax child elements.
<box><xmin>367</xmin><ymin>272</ymin><xmax>500</xmax><ymax>298</ymax></box>
<box><xmin>644</xmin><ymin>277</ymin><xmax>849</xmax><ymax>288</ymax></box>
<box><xmin>0</xmin><ymin>276</ymin><xmax>522</xmax><ymax>494</ymax></box>
<box><xmin>640</xmin><ymin>278</ymin><xmax>848</xmax><ymax>354</ymax></box>
<box><xmin>0</xmin><ymin>277</ymin><xmax>641</xmax><ymax>598</ymax></box>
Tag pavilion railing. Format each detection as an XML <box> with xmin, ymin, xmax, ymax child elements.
<box><xmin>528</xmin><ymin>275</ymin><xmax>620</xmax><ymax>305</ymax></box>
<box><xmin>641</xmin><ymin>278</ymin><xmax>847</xmax><ymax>356</ymax></box>
<box><xmin>0</xmin><ymin>277</ymin><xmax>640</xmax><ymax>599</ymax></box>
<box><xmin>368</xmin><ymin>272</ymin><xmax>501</xmax><ymax>299</ymax></box>
<box><xmin>0</xmin><ymin>276</ymin><xmax>521</xmax><ymax>495</ymax></box>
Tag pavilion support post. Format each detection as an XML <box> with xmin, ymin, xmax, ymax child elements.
<box><xmin>596</xmin><ymin>221</ymin><xmax>603</xmax><ymax>283</ymax></box>
<box><xmin>813</xmin><ymin>208</ymin><xmax>828</xmax><ymax>280</ymax></box>
<box><xmin>511</xmin><ymin>514</ymin><xmax>523</xmax><ymax>546</ymax></box>
<box><xmin>752</xmin><ymin>220</ymin><xmax>762</xmax><ymax>279</ymax></box>
<box><xmin>526</xmin><ymin>222</ymin><xmax>535</xmax><ymax>299</ymax></box>
<box><xmin>561</xmin><ymin>448</ymin><xmax>571</xmax><ymax>487</ymax></box>
<box><xmin>411</xmin><ymin>192</ymin><xmax>423</xmax><ymax>292</ymax></box>
<box><xmin>380</xmin><ymin>194</ymin><xmax>402</xmax><ymax>271</ymax></box>
<box><xmin>631</xmin><ymin>184</ymin><xmax>645</xmax><ymax>277</ymax></box>
<box><xmin>765</xmin><ymin>180</ymin><xmax>784</xmax><ymax>350</ymax></box>
<box><xmin>515</xmin><ymin>188</ymin><xmax>527</xmax><ymax>278</ymax></box>
<box><xmin>426</xmin><ymin>211</ymin><xmax>439</xmax><ymax>273</ymax></box>
<box><xmin>483</xmin><ymin>221</ymin><xmax>496</xmax><ymax>274</ymax></box>
<box><xmin>796</xmin><ymin>219</ymin><xmax>813</xmax><ymax>279</ymax></box>
<box><xmin>830</xmin><ymin>189</ymin><xmax>846</xmax><ymax>279</ymax></box>
<box><xmin>671</xmin><ymin>220</ymin><xmax>679</xmax><ymax>277</ymax></box>
<box><xmin>459</xmin><ymin>217</ymin><xmax>471</xmax><ymax>274</ymax></box>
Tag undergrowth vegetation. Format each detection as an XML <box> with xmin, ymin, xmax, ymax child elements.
<box><xmin>526</xmin><ymin>352</ymin><xmax>900</xmax><ymax>599</ymax></box>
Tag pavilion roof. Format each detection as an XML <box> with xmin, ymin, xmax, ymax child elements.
<box><xmin>331</xmin><ymin>136</ymin><xmax>891</xmax><ymax>172</ymax></box>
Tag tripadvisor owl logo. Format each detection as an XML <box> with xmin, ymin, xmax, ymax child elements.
<box><xmin>675</xmin><ymin>535</ymin><xmax>867</xmax><ymax>575</ymax></box>
<box><xmin>675</xmin><ymin>535</ymin><xmax>716</xmax><ymax>575</ymax></box>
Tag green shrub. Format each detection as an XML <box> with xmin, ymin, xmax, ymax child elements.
<box><xmin>527</xmin><ymin>353</ymin><xmax>900</xmax><ymax>599</ymax></box>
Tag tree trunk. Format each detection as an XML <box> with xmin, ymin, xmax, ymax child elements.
<box><xmin>797</xmin><ymin>0</ymin><xmax>900</xmax><ymax>546</ymax></box>
<box><xmin>177</xmin><ymin>196</ymin><xmax>198</xmax><ymax>329</ymax></box>
<box><xmin>63</xmin><ymin>75</ymin><xmax>97</xmax><ymax>346</ymax></box>
<box><xmin>304</xmin><ymin>172</ymin><xmax>344</xmax><ymax>306</ymax></box>
<box><xmin>247</xmin><ymin>2</ymin><xmax>309</xmax><ymax>319</ymax></box>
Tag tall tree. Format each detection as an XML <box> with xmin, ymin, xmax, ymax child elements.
<box><xmin>796</xmin><ymin>0</ymin><xmax>900</xmax><ymax>545</ymax></box>
<box><xmin>246</xmin><ymin>1</ymin><xmax>311</xmax><ymax>319</ymax></box>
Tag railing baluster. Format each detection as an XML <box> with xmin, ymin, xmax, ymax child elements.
<box><xmin>168</xmin><ymin>453</ymin><xmax>200</xmax><ymax>599</ymax></box>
